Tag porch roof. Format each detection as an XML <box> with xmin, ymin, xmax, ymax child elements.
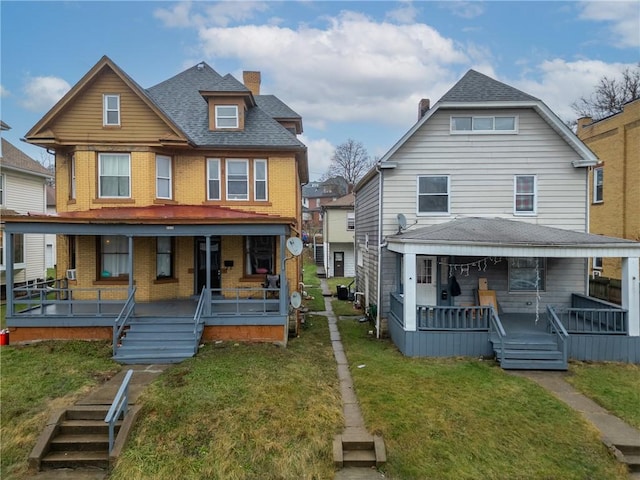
<box><xmin>386</xmin><ymin>217</ymin><xmax>640</xmax><ymax>257</ymax></box>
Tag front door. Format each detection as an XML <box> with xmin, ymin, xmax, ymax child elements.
<box><xmin>195</xmin><ymin>237</ymin><xmax>221</xmax><ymax>293</ymax></box>
<box><xmin>416</xmin><ymin>256</ymin><xmax>437</xmax><ymax>306</ymax></box>
<box><xmin>334</xmin><ymin>251</ymin><xmax>344</xmax><ymax>277</ymax></box>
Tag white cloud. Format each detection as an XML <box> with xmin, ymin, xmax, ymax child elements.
<box><xmin>385</xmin><ymin>1</ymin><xmax>419</xmax><ymax>24</ymax></box>
<box><xmin>21</xmin><ymin>76</ymin><xmax>71</xmax><ymax>112</ymax></box>
<box><xmin>154</xmin><ymin>1</ymin><xmax>194</xmax><ymax>28</ymax></box>
<box><xmin>154</xmin><ymin>1</ymin><xmax>269</xmax><ymax>28</ymax></box>
<box><xmin>578</xmin><ymin>1</ymin><xmax>640</xmax><ymax>48</ymax></box>
<box><xmin>197</xmin><ymin>10</ymin><xmax>469</xmax><ymax>128</ymax></box>
<box><xmin>300</xmin><ymin>135</ymin><xmax>335</xmax><ymax>180</ymax></box>
<box><xmin>0</xmin><ymin>84</ymin><xmax>9</xmax><ymax>97</ymax></box>
<box><xmin>441</xmin><ymin>1</ymin><xmax>485</xmax><ymax>19</ymax></box>
<box><xmin>511</xmin><ymin>59</ymin><xmax>636</xmax><ymax>122</ymax></box>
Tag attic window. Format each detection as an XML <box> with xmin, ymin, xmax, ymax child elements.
<box><xmin>103</xmin><ymin>94</ymin><xmax>120</xmax><ymax>126</ymax></box>
<box><xmin>215</xmin><ymin>105</ymin><xmax>239</xmax><ymax>129</ymax></box>
<box><xmin>451</xmin><ymin>116</ymin><xmax>517</xmax><ymax>134</ymax></box>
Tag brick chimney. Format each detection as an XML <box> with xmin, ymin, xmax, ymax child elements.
<box><xmin>418</xmin><ymin>98</ymin><xmax>430</xmax><ymax>119</ymax></box>
<box><xmin>243</xmin><ymin>71</ymin><xmax>261</xmax><ymax>96</ymax></box>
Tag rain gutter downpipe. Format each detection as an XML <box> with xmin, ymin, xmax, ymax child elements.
<box><xmin>376</xmin><ymin>162</ymin><xmax>386</xmax><ymax>339</ymax></box>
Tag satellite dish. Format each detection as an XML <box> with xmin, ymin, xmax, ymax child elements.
<box><xmin>397</xmin><ymin>213</ymin><xmax>408</xmax><ymax>231</ymax></box>
<box><xmin>286</xmin><ymin>237</ymin><xmax>303</xmax><ymax>256</ymax></box>
<box><xmin>290</xmin><ymin>291</ymin><xmax>302</xmax><ymax>309</ymax></box>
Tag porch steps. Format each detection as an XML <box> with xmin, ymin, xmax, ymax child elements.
<box><xmin>616</xmin><ymin>443</ymin><xmax>640</xmax><ymax>473</ymax></box>
<box><xmin>30</xmin><ymin>406</ymin><xmax>115</xmax><ymax>472</ymax></box>
<box><xmin>492</xmin><ymin>333</ymin><xmax>567</xmax><ymax>371</ymax></box>
<box><xmin>114</xmin><ymin>317</ymin><xmax>202</xmax><ymax>364</ymax></box>
<box><xmin>333</xmin><ymin>432</ymin><xmax>386</xmax><ymax>468</ymax></box>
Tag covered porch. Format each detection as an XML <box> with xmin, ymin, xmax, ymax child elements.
<box><xmin>384</xmin><ymin>218</ymin><xmax>640</xmax><ymax>367</ymax></box>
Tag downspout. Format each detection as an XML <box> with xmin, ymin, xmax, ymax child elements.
<box><xmin>376</xmin><ymin>162</ymin><xmax>384</xmax><ymax>339</ymax></box>
<box><xmin>585</xmin><ymin>166</ymin><xmax>593</xmax><ymax>296</ymax></box>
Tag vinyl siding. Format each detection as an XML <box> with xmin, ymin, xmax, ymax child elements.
<box><xmin>325</xmin><ymin>242</ymin><xmax>355</xmax><ymax>278</ymax></box>
<box><xmin>354</xmin><ymin>171</ymin><xmax>380</xmax><ymax>311</ymax></box>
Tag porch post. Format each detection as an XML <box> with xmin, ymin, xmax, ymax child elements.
<box><xmin>403</xmin><ymin>253</ymin><xmax>417</xmax><ymax>331</ymax></box>
<box><xmin>127</xmin><ymin>236</ymin><xmax>134</xmax><ymax>294</ymax></box>
<box><xmin>280</xmin><ymin>234</ymin><xmax>286</xmax><ymax>314</ymax></box>
<box><xmin>621</xmin><ymin>257</ymin><xmax>639</xmax><ymax>336</ymax></box>
<box><xmin>6</xmin><ymin>232</ymin><xmax>14</xmax><ymax>318</ymax></box>
<box><xmin>205</xmin><ymin>236</ymin><xmax>211</xmax><ymax>291</ymax></box>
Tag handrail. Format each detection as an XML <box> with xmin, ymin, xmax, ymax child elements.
<box><xmin>487</xmin><ymin>306</ymin><xmax>506</xmax><ymax>363</ymax></box>
<box><xmin>113</xmin><ymin>287</ymin><xmax>136</xmax><ymax>357</ymax></box>
<box><xmin>104</xmin><ymin>369</ymin><xmax>134</xmax><ymax>455</ymax></box>
<box><xmin>193</xmin><ymin>288</ymin><xmax>208</xmax><ymax>353</ymax></box>
<box><xmin>546</xmin><ymin>306</ymin><xmax>569</xmax><ymax>365</ymax></box>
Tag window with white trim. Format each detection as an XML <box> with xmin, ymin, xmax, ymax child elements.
<box><xmin>103</xmin><ymin>94</ymin><xmax>120</xmax><ymax>126</ymax></box>
<box><xmin>215</xmin><ymin>105</ymin><xmax>239</xmax><ymax>129</ymax></box>
<box><xmin>100</xmin><ymin>235</ymin><xmax>129</xmax><ymax>278</ymax></box>
<box><xmin>593</xmin><ymin>167</ymin><xmax>603</xmax><ymax>203</ymax></box>
<box><xmin>0</xmin><ymin>173</ymin><xmax>4</xmax><ymax>205</ymax></box>
<box><xmin>0</xmin><ymin>232</ymin><xmax>25</xmax><ymax>269</ymax></box>
<box><xmin>70</xmin><ymin>155</ymin><xmax>76</xmax><ymax>200</ymax></box>
<box><xmin>156</xmin><ymin>237</ymin><xmax>174</xmax><ymax>279</ymax></box>
<box><xmin>417</xmin><ymin>175</ymin><xmax>449</xmax><ymax>214</ymax></box>
<box><xmin>514</xmin><ymin>175</ymin><xmax>536</xmax><ymax>214</ymax></box>
<box><xmin>246</xmin><ymin>236</ymin><xmax>275</xmax><ymax>275</ymax></box>
<box><xmin>346</xmin><ymin>212</ymin><xmax>355</xmax><ymax>230</ymax></box>
<box><xmin>451</xmin><ymin>115</ymin><xmax>517</xmax><ymax>133</ymax></box>
<box><xmin>509</xmin><ymin>257</ymin><xmax>545</xmax><ymax>292</ymax></box>
<box><xmin>99</xmin><ymin>153</ymin><xmax>130</xmax><ymax>198</ymax></box>
<box><xmin>226</xmin><ymin>159</ymin><xmax>249</xmax><ymax>200</ymax></box>
<box><xmin>156</xmin><ymin>155</ymin><xmax>172</xmax><ymax>199</ymax></box>
<box><xmin>207</xmin><ymin>158</ymin><xmax>221</xmax><ymax>200</ymax></box>
<box><xmin>593</xmin><ymin>257</ymin><xmax>603</xmax><ymax>270</ymax></box>
<box><xmin>254</xmin><ymin>159</ymin><xmax>268</xmax><ymax>201</ymax></box>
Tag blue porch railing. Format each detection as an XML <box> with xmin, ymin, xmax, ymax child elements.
<box><xmin>417</xmin><ymin>305</ymin><xmax>492</xmax><ymax>330</ymax></box>
<box><xmin>488</xmin><ymin>306</ymin><xmax>507</xmax><ymax>362</ymax></box>
<box><xmin>104</xmin><ymin>369</ymin><xmax>134</xmax><ymax>455</ymax></box>
<box><xmin>550</xmin><ymin>293</ymin><xmax>628</xmax><ymax>334</ymax></box>
<box><xmin>193</xmin><ymin>288</ymin><xmax>209</xmax><ymax>352</ymax></box>
<box><xmin>113</xmin><ymin>288</ymin><xmax>136</xmax><ymax>356</ymax></box>
<box><xmin>546</xmin><ymin>305</ymin><xmax>569</xmax><ymax>365</ymax></box>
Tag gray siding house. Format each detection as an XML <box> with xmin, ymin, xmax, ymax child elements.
<box><xmin>354</xmin><ymin>70</ymin><xmax>640</xmax><ymax>369</ymax></box>
<box><xmin>321</xmin><ymin>193</ymin><xmax>355</xmax><ymax>278</ymax></box>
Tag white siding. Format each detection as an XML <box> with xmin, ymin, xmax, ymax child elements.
<box><xmin>354</xmin><ymin>173</ymin><xmax>380</xmax><ymax>311</ymax></box>
<box><xmin>381</xmin><ymin>108</ymin><xmax>589</xmax><ymax>238</ymax></box>
<box><xmin>326</xmin><ymin>242</ymin><xmax>355</xmax><ymax>278</ymax></box>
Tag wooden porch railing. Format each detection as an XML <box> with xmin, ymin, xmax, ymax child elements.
<box><xmin>193</xmin><ymin>288</ymin><xmax>209</xmax><ymax>352</ymax></box>
<box><xmin>546</xmin><ymin>305</ymin><xmax>569</xmax><ymax>365</ymax></box>
<box><xmin>488</xmin><ymin>306</ymin><xmax>506</xmax><ymax>362</ymax></box>
<box><xmin>416</xmin><ymin>305</ymin><xmax>492</xmax><ymax>330</ymax></box>
<box><xmin>550</xmin><ymin>294</ymin><xmax>628</xmax><ymax>334</ymax></box>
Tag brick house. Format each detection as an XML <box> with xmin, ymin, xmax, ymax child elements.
<box><xmin>3</xmin><ymin>56</ymin><xmax>308</xmax><ymax>362</ymax></box>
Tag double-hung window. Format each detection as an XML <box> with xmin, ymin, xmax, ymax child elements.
<box><xmin>215</xmin><ymin>105</ymin><xmax>239</xmax><ymax>129</ymax></box>
<box><xmin>156</xmin><ymin>237</ymin><xmax>174</xmax><ymax>279</ymax></box>
<box><xmin>100</xmin><ymin>235</ymin><xmax>129</xmax><ymax>278</ymax></box>
<box><xmin>514</xmin><ymin>175</ymin><xmax>536</xmax><ymax>215</ymax></box>
<box><xmin>246</xmin><ymin>236</ymin><xmax>275</xmax><ymax>276</ymax></box>
<box><xmin>207</xmin><ymin>158</ymin><xmax>221</xmax><ymax>200</ymax></box>
<box><xmin>70</xmin><ymin>155</ymin><xmax>76</xmax><ymax>200</ymax></box>
<box><xmin>0</xmin><ymin>232</ymin><xmax>25</xmax><ymax>269</ymax></box>
<box><xmin>346</xmin><ymin>212</ymin><xmax>355</xmax><ymax>230</ymax></box>
<box><xmin>99</xmin><ymin>153</ymin><xmax>130</xmax><ymax>198</ymax></box>
<box><xmin>417</xmin><ymin>175</ymin><xmax>449</xmax><ymax>215</ymax></box>
<box><xmin>254</xmin><ymin>159</ymin><xmax>268</xmax><ymax>201</ymax></box>
<box><xmin>0</xmin><ymin>173</ymin><xmax>4</xmax><ymax>205</ymax></box>
<box><xmin>593</xmin><ymin>167</ymin><xmax>603</xmax><ymax>203</ymax></box>
<box><xmin>156</xmin><ymin>155</ymin><xmax>172</xmax><ymax>199</ymax></box>
<box><xmin>103</xmin><ymin>94</ymin><xmax>120</xmax><ymax>126</ymax></box>
<box><xmin>509</xmin><ymin>257</ymin><xmax>545</xmax><ymax>292</ymax></box>
<box><xmin>226</xmin><ymin>159</ymin><xmax>249</xmax><ymax>200</ymax></box>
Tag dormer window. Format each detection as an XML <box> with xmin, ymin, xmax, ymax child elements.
<box><xmin>103</xmin><ymin>94</ymin><xmax>120</xmax><ymax>126</ymax></box>
<box><xmin>215</xmin><ymin>105</ymin><xmax>239</xmax><ymax>128</ymax></box>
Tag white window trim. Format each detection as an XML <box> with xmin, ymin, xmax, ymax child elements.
<box><xmin>98</xmin><ymin>153</ymin><xmax>131</xmax><ymax>198</ymax></box>
<box><xmin>0</xmin><ymin>232</ymin><xmax>26</xmax><ymax>270</ymax></box>
<box><xmin>103</xmin><ymin>94</ymin><xmax>120</xmax><ymax>126</ymax></box>
<box><xmin>514</xmin><ymin>175</ymin><xmax>537</xmax><ymax>216</ymax></box>
<box><xmin>254</xmin><ymin>159</ymin><xmax>268</xmax><ymax>201</ymax></box>
<box><xmin>226</xmin><ymin>159</ymin><xmax>249</xmax><ymax>201</ymax></box>
<box><xmin>207</xmin><ymin>158</ymin><xmax>221</xmax><ymax>200</ymax></box>
<box><xmin>156</xmin><ymin>155</ymin><xmax>172</xmax><ymax>200</ymax></box>
<box><xmin>593</xmin><ymin>257</ymin><xmax>603</xmax><ymax>270</ymax></box>
<box><xmin>593</xmin><ymin>167</ymin><xmax>603</xmax><ymax>204</ymax></box>
<box><xmin>215</xmin><ymin>105</ymin><xmax>239</xmax><ymax>129</ymax></box>
<box><xmin>416</xmin><ymin>175</ymin><xmax>450</xmax><ymax>216</ymax></box>
<box><xmin>346</xmin><ymin>212</ymin><xmax>355</xmax><ymax>230</ymax></box>
<box><xmin>0</xmin><ymin>173</ymin><xmax>5</xmax><ymax>206</ymax></box>
<box><xmin>450</xmin><ymin>115</ymin><xmax>518</xmax><ymax>134</ymax></box>
<box><xmin>70</xmin><ymin>155</ymin><xmax>76</xmax><ymax>200</ymax></box>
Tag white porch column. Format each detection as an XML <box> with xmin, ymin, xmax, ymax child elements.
<box><xmin>5</xmin><ymin>232</ymin><xmax>14</xmax><ymax>318</ymax></box>
<box><xmin>622</xmin><ymin>257</ymin><xmax>639</xmax><ymax>336</ymax></box>
<box><xmin>403</xmin><ymin>253</ymin><xmax>417</xmax><ymax>332</ymax></box>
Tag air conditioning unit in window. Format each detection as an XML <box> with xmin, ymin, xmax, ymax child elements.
<box><xmin>66</xmin><ymin>269</ymin><xmax>77</xmax><ymax>280</ymax></box>
<box><xmin>592</xmin><ymin>270</ymin><xmax>601</xmax><ymax>278</ymax></box>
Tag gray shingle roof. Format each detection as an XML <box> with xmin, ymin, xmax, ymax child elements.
<box><xmin>146</xmin><ymin>62</ymin><xmax>304</xmax><ymax>149</ymax></box>
<box><xmin>255</xmin><ymin>95</ymin><xmax>301</xmax><ymax>120</ymax></box>
<box><xmin>1</xmin><ymin>138</ymin><xmax>51</xmax><ymax>177</ymax></box>
<box><xmin>440</xmin><ymin>70</ymin><xmax>540</xmax><ymax>103</ymax></box>
<box><xmin>393</xmin><ymin>217</ymin><xmax>639</xmax><ymax>247</ymax></box>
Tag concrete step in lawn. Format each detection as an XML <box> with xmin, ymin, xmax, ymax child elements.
<box><xmin>334</xmin><ymin>432</ymin><xmax>386</xmax><ymax>468</ymax></box>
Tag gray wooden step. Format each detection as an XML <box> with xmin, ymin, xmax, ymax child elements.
<box><xmin>59</xmin><ymin>419</ymin><xmax>117</xmax><ymax>435</ymax></box>
<box><xmin>41</xmin><ymin>450</ymin><xmax>109</xmax><ymax>470</ymax></box>
<box><xmin>50</xmin><ymin>433</ymin><xmax>109</xmax><ymax>452</ymax></box>
<box><xmin>500</xmin><ymin>358</ymin><xmax>568</xmax><ymax>371</ymax></box>
<box><xmin>497</xmin><ymin>349</ymin><xmax>564</xmax><ymax>361</ymax></box>
<box><xmin>65</xmin><ymin>406</ymin><xmax>110</xmax><ymax>421</ymax></box>
<box><xmin>114</xmin><ymin>351</ymin><xmax>195</xmax><ymax>364</ymax></box>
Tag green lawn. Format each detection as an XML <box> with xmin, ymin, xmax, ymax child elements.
<box><xmin>337</xmin><ymin>318</ymin><xmax>629</xmax><ymax>480</ymax></box>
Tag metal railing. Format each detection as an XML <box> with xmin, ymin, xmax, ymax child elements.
<box><xmin>546</xmin><ymin>305</ymin><xmax>569</xmax><ymax>365</ymax></box>
<box><xmin>208</xmin><ymin>287</ymin><xmax>280</xmax><ymax>315</ymax></box>
<box><xmin>104</xmin><ymin>369</ymin><xmax>134</xmax><ymax>455</ymax></box>
<box><xmin>488</xmin><ymin>307</ymin><xmax>507</xmax><ymax>362</ymax></box>
<box><xmin>113</xmin><ymin>288</ymin><xmax>136</xmax><ymax>357</ymax></box>
<box><xmin>193</xmin><ymin>288</ymin><xmax>209</xmax><ymax>353</ymax></box>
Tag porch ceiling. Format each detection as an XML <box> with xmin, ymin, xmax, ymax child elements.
<box><xmin>386</xmin><ymin>217</ymin><xmax>640</xmax><ymax>258</ymax></box>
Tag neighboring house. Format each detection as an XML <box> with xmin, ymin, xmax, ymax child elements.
<box><xmin>576</xmin><ymin>98</ymin><xmax>640</xmax><ymax>280</ymax></box>
<box><xmin>302</xmin><ymin>177</ymin><xmax>347</xmax><ymax>234</ymax></box>
<box><xmin>4</xmin><ymin>56</ymin><xmax>308</xmax><ymax>363</ymax></box>
<box><xmin>354</xmin><ymin>70</ymin><xmax>640</xmax><ymax>369</ymax></box>
<box><xmin>45</xmin><ymin>185</ymin><xmax>57</xmax><ymax>270</ymax></box>
<box><xmin>1</xmin><ymin>127</ymin><xmax>52</xmax><ymax>298</ymax></box>
<box><xmin>321</xmin><ymin>193</ymin><xmax>355</xmax><ymax>278</ymax></box>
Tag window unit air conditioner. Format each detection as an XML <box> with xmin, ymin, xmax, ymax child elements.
<box><xmin>66</xmin><ymin>269</ymin><xmax>77</xmax><ymax>280</ymax></box>
<box><xmin>592</xmin><ymin>270</ymin><xmax>601</xmax><ymax>278</ymax></box>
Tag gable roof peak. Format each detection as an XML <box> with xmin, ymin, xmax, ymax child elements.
<box><xmin>440</xmin><ymin>69</ymin><xmax>540</xmax><ymax>104</ymax></box>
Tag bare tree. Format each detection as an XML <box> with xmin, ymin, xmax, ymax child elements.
<box><xmin>324</xmin><ymin>138</ymin><xmax>375</xmax><ymax>190</ymax></box>
<box><xmin>572</xmin><ymin>64</ymin><xmax>640</xmax><ymax>121</ymax></box>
